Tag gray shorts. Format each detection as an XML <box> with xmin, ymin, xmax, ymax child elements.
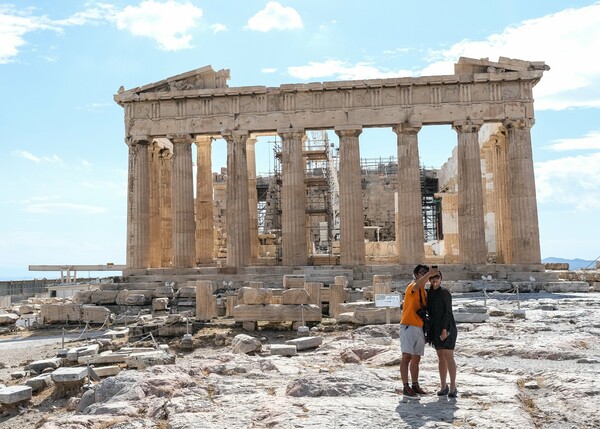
<box><xmin>399</xmin><ymin>324</ymin><xmax>426</xmax><ymax>356</ymax></box>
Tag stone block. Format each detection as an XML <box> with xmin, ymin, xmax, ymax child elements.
<box><xmin>40</xmin><ymin>304</ymin><xmax>81</xmax><ymax>323</ymax></box>
<box><xmin>25</xmin><ymin>374</ymin><xmax>52</xmax><ymax>393</ymax></box>
<box><xmin>81</xmin><ymin>306</ymin><xmax>111</xmax><ymax>324</ymax></box>
<box><xmin>247</xmin><ymin>281</ymin><xmax>264</xmax><ymax>289</ymax></box>
<box><xmin>78</xmin><ymin>352</ymin><xmax>128</xmax><ymax>365</ymax></box>
<box><xmin>178</xmin><ymin>286</ymin><xmax>197</xmax><ymax>298</ymax></box>
<box><xmin>67</xmin><ymin>344</ymin><xmax>99</xmax><ymax>362</ymax></box>
<box><xmin>18</xmin><ymin>305</ymin><xmax>35</xmax><ymax>314</ymax></box>
<box><xmin>353</xmin><ymin>307</ymin><xmax>401</xmax><ymax>324</ymax></box>
<box><xmin>72</xmin><ymin>290</ymin><xmax>94</xmax><ymax>304</ymax></box>
<box><xmin>285</xmin><ymin>336</ymin><xmax>323</xmax><ymax>350</ymax></box>
<box><xmin>26</xmin><ymin>358</ymin><xmax>63</xmax><ymax>374</ymax></box>
<box><xmin>0</xmin><ymin>313</ymin><xmax>19</xmax><ymax>325</ymax></box>
<box><xmin>269</xmin><ymin>344</ymin><xmax>297</xmax><ymax>356</ymax></box>
<box><xmin>153</xmin><ymin>285</ymin><xmax>175</xmax><ymax>298</ymax></box>
<box><xmin>334</xmin><ymin>276</ymin><xmax>348</xmax><ymax>286</ymax></box>
<box><xmin>157</xmin><ymin>324</ymin><xmax>188</xmax><ymax>337</ymax></box>
<box><xmin>544</xmin><ymin>282</ymin><xmax>589</xmax><ymax>293</ymax></box>
<box><xmin>125</xmin><ymin>351</ymin><xmax>175</xmax><ymax>369</ymax></box>
<box><xmin>281</xmin><ymin>289</ymin><xmax>311</xmax><ymax>305</ymax></box>
<box><xmin>90</xmin><ymin>290</ymin><xmax>119</xmax><ymax>305</ymax></box>
<box><xmin>239</xmin><ymin>287</ymin><xmax>273</xmax><ymax>305</ymax></box>
<box><xmin>233</xmin><ymin>304</ymin><xmax>322</xmax><ymax>322</ymax></box>
<box><xmin>283</xmin><ymin>275</ymin><xmax>305</xmax><ymax>289</ymax></box>
<box><xmin>0</xmin><ymin>386</ymin><xmax>32</xmax><ymax>405</ymax></box>
<box><xmin>153</xmin><ymin>297</ymin><xmax>169</xmax><ymax>311</ymax></box>
<box><xmin>51</xmin><ymin>367</ymin><xmax>88</xmax><ymax>383</ymax></box>
<box><xmin>337</xmin><ymin>312</ymin><xmax>355</xmax><ymax>323</ymax></box>
<box><xmin>101</xmin><ymin>328</ymin><xmax>129</xmax><ymax>339</ymax></box>
<box><xmin>91</xmin><ymin>366</ymin><xmax>121</xmax><ymax>377</ymax></box>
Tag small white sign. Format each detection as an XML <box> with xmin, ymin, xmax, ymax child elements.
<box><xmin>375</xmin><ymin>294</ymin><xmax>401</xmax><ymax>308</ymax></box>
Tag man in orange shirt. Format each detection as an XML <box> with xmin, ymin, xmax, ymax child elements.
<box><xmin>399</xmin><ymin>264</ymin><xmax>439</xmax><ymax>398</ymax></box>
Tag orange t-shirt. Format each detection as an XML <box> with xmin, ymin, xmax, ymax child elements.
<box><xmin>400</xmin><ymin>282</ymin><xmax>426</xmax><ymax>327</ymax></box>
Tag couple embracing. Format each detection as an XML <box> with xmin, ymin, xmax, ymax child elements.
<box><xmin>399</xmin><ymin>264</ymin><xmax>458</xmax><ymax>399</ymax></box>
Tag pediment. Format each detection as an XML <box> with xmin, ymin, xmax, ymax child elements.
<box><xmin>117</xmin><ymin>65</ymin><xmax>230</xmax><ymax>97</ymax></box>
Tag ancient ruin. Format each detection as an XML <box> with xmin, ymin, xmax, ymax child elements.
<box><xmin>114</xmin><ymin>57</ymin><xmax>549</xmax><ymax>280</ymax></box>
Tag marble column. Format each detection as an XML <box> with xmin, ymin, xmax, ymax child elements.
<box><xmin>159</xmin><ymin>148</ymin><xmax>173</xmax><ymax>267</ymax></box>
<box><xmin>246</xmin><ymin>137</ymin><xmax>260</xmax><ymax>262</ymax></box>
<box><xmin>148</xmin><ymin>143</ymin><xmax>162</xmax><ymax>267</ymax></box>
<box><xmin>126</xmin><ymin>136</ymin><xmax>150</xmax><ymax>269</ymax></box>
<box><xmin>170</xmin><ymin>134</ymin><xmax>196</xmax><ymax>268</ymax></box>
<box><xmin>491</xmin><ymin>131</ymin><xmax>512</xmax><ymax>264</ymax></box>
<box><xmin>335</xmin><ymin>126</ymin><xmax>365</xmax><ymax>266</ymax></box>
<box><xmin>278</xmin><ymin>128</ymin><xmax>307</xmax><ymax>266</ymax></box>
<box><xmin>222</xmin><ymin>130</ymin><xmax>251</xmax><ymax>267</ymax></box>
<box><xmin>195</xmin><ymin>136</ymin><xmax>214</xmax><ymax>264</ymax></box>
<box><xmin>454</xmin><ymin>121</ymin><xmax>487</xmax><ymax>264</ymax></box>
<box><xmin>504</xmin><ymin>118</ymin><xmax>541</xmax><ymax>264</ymax></box>
<box><xmin>393</xmin><ymin>123</ymin><xmax>425</xmax><ymax>265</ymax></box>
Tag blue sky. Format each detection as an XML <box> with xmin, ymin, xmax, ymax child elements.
<box><xmin>1</xmin><ymin>1</ymin><xmax>599</xmax><ymax>280</ymax></box>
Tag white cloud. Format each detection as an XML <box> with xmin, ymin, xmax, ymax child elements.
<box><xmin>421</xmin><ymin>3</ymin><xmax>600</xmax><ymax>111</ymax></box>
<box><xmin>210</xmin><ymin>23</ymin><xmax>227</xmax><ymax>34</ymax></box>
<box><xmin>12</xmin><ymin>150</ymin><xmax>41</xmax><ymax>162</ymax></box>
<box><xmin>535</xmin><ymin>151</ymin><xmax>600</xmax><ymax>210</ymax></box>
<box><xmin>11</xmin><ymin>150</ymin><xmax>63</xmax><ymax>164</ymax></box>
<box><xmin>547</xmin><ymin>131</ymin><xmax>600</xmax><ymax>151</ymax></box>
<box><xmin>53</xmin><ymin>3</ymin><xmax>117</xmax><ymax>26</ymax></box>
<box><xmin>0</xmin><ymin>6</ymin><xmax>60</xmax><ymax>63</ymax></box>
<box><xmin>24</xmin><ymin>202</ymin><xmax>107</xmax><ymax>215</ymax></box>
<box><xmin>288</xmin><ymin>59</ymin><xmax>415</xmax><ymax>81</ymax></box>
<box><xmin>247</xmin><ymin>2</ymin><xmax>302</xmax><ymax>32</ymax></box>
<box><xmin>115</xmin><ymin>1</ymin><xmax>203</xmax><ymax>51</ymax></box>
<box><xmin>261</xmin><ymin>67</ymin><xmax>277</xmax><ymax>74</ymax></box>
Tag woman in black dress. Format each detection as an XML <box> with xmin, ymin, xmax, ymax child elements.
<box><xmin>427</xmin><ymin>271</ymin><xmax>458</xmax><ymax>398</ymax></box>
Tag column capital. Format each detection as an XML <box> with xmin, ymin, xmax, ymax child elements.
<box><xmin>277</xmin><ymin>128</ymin><xmax>305</xmax><ymax>140</ymax></box>
<box><xmin>194</xmin><ymin>135</ymin><xmax>213</xmax><ymax>147</ymax></box>
<box><xmin>503</xmin><ymin>118</ymin><xmax>534</xmax><ymax>130</ymax></box>
<box><xmin>453</xmin><ymin>120</ymin><xmax>483</xmax><ymax>133</ymax></box>
<box><xmin>126</xmin><ymin>135</ymin><xmax>150</xmax><ymax>146</ymax></box>
<box><xmin>221</xmin><ymin>129</ymin><xmax>250</xmax><ymax>143</ymax></box>
<box><xmin>392</xmin><ymin>122</ymin><xmax>422</xmax><ymax>135</ymax></box>
<box><xmin>168</xmin><ymin>133</ymin><xmax>193</xmax><ymax>145</ymax></box>
<box><xmin>335</xmin><ymin>125</ymin><xmax>362</xmax><ymax>138</ymax></box>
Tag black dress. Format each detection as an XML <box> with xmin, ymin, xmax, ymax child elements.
<box><xmin>426</xmin><ymin>286</ymin><xmax>457</xmax><ymax>350</ymax></box>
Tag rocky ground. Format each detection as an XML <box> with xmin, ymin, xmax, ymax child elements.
<box><xmin>1</xmin><ymin>291</ymin><xmax>599</xmax><ymax>429</ymax></box>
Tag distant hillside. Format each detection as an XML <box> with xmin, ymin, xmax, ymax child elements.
<box><xmin>543</xmin><ymin>257</ymin><xmax>596</xmax><ymax>270</ymax></box>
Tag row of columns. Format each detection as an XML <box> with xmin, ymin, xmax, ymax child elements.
<box><xmin>125</xmin><ymin>119</ymin><xmax>540</xmax><ymax>269</ymax></box>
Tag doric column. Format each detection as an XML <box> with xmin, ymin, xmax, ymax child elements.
<box><xmin>278</xmin><ymin>128</ymin><xmax>307</xmax><ymax>266</ymax></box>
<box><xmin>453</xmin><ymin>120</ymin><xmax>487</xmax><ymax>264</ymax></box>
<box><xmin>170</xmin><ymin>134</ymin><xmax>196</xmax><ymax>268</ymax></box>
<box><xmin>491</xmin><ymin>131</ymin><xmax>512</xmax><ymax>263</ymax></box>
<box><xmin>159</xmin><ymin>148</ymin><xmax>173</xmax><ymax>267</ymax></box>
<box><xmin>222</xmin><ymin>130</ymin><xmax>251</xmax><ymax>267</ymax></box>
<box><xmin>335</xmin><ymin>126</ymin><xmax>365</xmax><ymax>266</ymax></box>
<box><xmin>148</xmin><ymin>143</ymin><xmax>162</xmax><ymax>267</ymax></box>
<box><xmin>246</xmin><ymin>137</ymin><xmax>260</xmax><ymax>262</ymax></box>
<box><xmin>393</xmin><ymin>123</ymin><xmax>425</xmax><ymax>264</ymax></box>
<box><xmin>195</xmin><ymin>136</ymin><xmax>214</xmax><ymax>264</ymax></box>
<box><xmin>503</xmin><ymin>118</ymin><xmax>541</xmax><ymax>264</ymax></box>
<box><xmin>126</xmin><ymin>136</ymin><xmax>150</xmax><ymax>269</ymax></box>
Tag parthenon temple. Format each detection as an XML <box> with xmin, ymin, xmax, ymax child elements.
<box><xmin>114</xmin><ymin>56</ymin><xmax>549</xmax><ymax>277</ymax></box>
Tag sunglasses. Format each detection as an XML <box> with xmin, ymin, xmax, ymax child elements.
<box><xmin>430</xmin><ymin>275</ymin><xmax>441</xmax><ymax>279</ymax></box>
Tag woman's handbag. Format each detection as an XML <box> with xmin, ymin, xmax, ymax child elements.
<box><xmin>416</xmin><ymin>288</ymin><xmax>432</xmax><ymax>343</ymax></box>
